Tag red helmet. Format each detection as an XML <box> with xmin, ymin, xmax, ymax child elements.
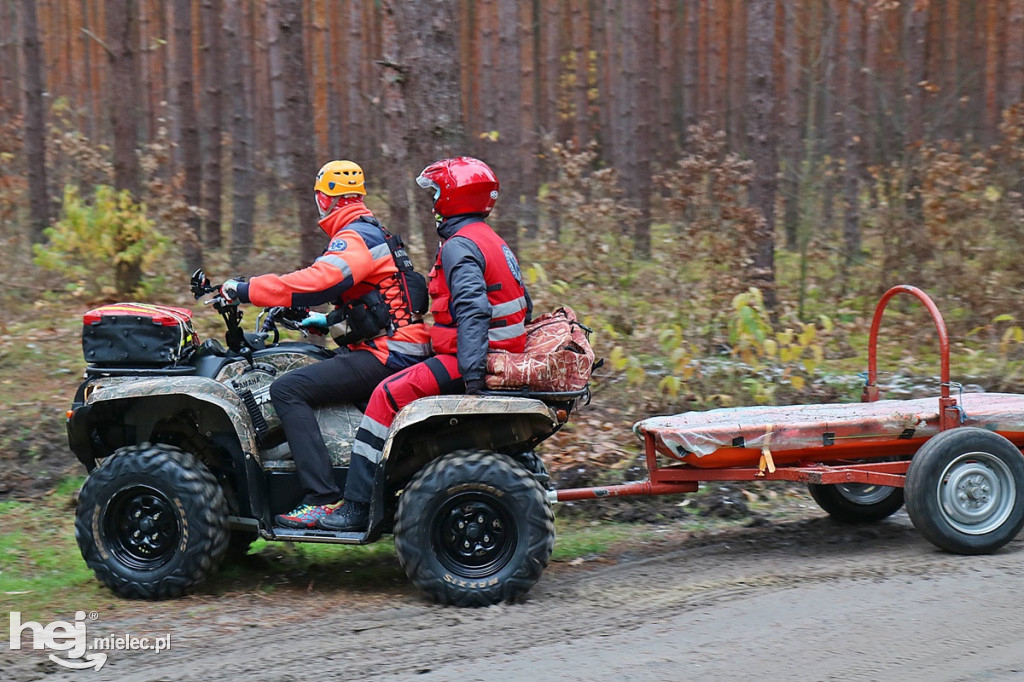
<box><xmin>416</xmin><ymin>157</ymin><xmax>499</xmax><ymax>217</ymax></box>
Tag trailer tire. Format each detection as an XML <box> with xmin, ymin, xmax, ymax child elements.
<box><xmin>807</xmin><ymin>482</ymin><xmax>904</xmax><ymax>523</ymax></box>
<box><xmin>394</xmin><ymin>450</ymin><xmax>554</xmax><ymax>607</ymax></box>
<box><xmin>75</xmin><ymin>443</ymin><xmax>229</xmax><ymax>599</ymax></box>
<box><xmin>905</xmin><ymin>427</ymin><xmax>1024</xmax><ymax>554</ymax></box>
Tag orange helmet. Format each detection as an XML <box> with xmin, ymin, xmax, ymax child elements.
<box><xmin>314</xmin><ymin>160</ymin><xmax>365</xmax><ymax>218</ymax></box>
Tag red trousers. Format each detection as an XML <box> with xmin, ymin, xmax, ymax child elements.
<box><xmin>344</xmin><ymin>354</ymin><xmax>464</xmax><ymax>502</ymax></box>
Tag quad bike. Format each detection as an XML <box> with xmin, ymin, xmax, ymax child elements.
<box><xmin>67</xmin><ymin>271</ymin><xmax>587</xmax><ymax>606</ymax></box>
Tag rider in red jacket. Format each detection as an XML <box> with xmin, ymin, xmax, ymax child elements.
<box><xmin>318</xmin><ymin>157</ymin><xmax>531</xmax><ymax>532</ymax></box>
<box><xmin>221</xmin><ymin>160</ymin><xmax>431</xmax><ymax>529</ymax></box>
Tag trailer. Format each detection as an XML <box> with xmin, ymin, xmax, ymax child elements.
<box><xmin>551</xmin><ymin>285</ymin><xmax>1024</xmax><ymax>554</ymax></box>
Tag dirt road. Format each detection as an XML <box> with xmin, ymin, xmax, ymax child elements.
<box><xmin>6</xmin><ymin>509</ymin><xmax>1024</xmax><ymax>682</ymax></box>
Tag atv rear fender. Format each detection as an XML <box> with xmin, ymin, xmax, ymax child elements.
<box><xmin>379</xmin><ymin>395</ymin><xmax>563</xmax><ymax>488</ymax></box>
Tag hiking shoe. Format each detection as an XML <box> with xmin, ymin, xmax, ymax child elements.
<box><xmin>274</xmin><ymin>501</ymin><xmax>341</xmax><ymax>529</ymax></box>
<box><xmin>316</xmin><ymin>500</ymin><xmax>369</xmax><ymax>532</ymax></box>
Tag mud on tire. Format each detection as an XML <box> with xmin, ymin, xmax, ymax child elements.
<box><xmin>394</xmin><ymin>450</ymin><xmax>554</xmax><ymax>607</ymax></box>
<box><xmin>75</xmin><ymin>443</ymin><xmax>230</xmax><ymax>599</ymax></box>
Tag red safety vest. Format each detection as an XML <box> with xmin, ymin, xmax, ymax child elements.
<box><xmin>428</xmin><ymin>221</ymin><xmax>528</xmax><ymax>356</ymax></box>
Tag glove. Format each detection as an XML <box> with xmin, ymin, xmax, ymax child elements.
<box><xmin>300</xmin><ymin>312</ymin><xmax>328</xmax><ymax>330</ymax></box>
<box><xmin>220</xmin><ymin>278</ymin><xmax>242</xmax><ymax>301</ymax></box>
<box><xmin>464</xmin><ymin>377</ymin><xmax>487</xmax><ymax>396</ymax></box>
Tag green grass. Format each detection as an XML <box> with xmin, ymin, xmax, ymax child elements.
<box><xmin>0</xmin><ymin>499</ymin><xmax>109</xmax><ymax>617</ymax></box>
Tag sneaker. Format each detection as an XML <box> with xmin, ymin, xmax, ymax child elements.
<box><xmin>274</xmin><ymin>501</ymin><xmax>342</xmax><ymax>529</ymax></box>
<box><xmin>316</xmin><ymin>500</ymin><xmax>369</xmax><ymax>532</ymax></box>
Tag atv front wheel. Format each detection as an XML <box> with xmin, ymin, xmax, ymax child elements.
<box><xmin>75</xmin><ymin>443</ymin><xmax>229</xmax><ymax>599</ymax></box>
<box><xmin>394</xmin><ymin>450</ymin><xmax>554</xmax><ymax>607</ymax></box>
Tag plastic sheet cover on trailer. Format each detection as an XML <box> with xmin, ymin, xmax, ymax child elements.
<box><xmin>634</xmin><ymin>393</ymin><xmax>1024</xmax><ymax>462</ymax></box>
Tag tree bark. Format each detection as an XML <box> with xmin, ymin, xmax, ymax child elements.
<box><xmin>2</xmin><ymin>1</ymin><xmax>21</xmax><ymax>123</ymax></box>
<box><xmin>275</xmin><ymin>0</ymin><xmax>320</xmax><ymax>265</ymax></box>
<box><xmin>200</xmin><ymin>0</ymin><xmax>224</xmax><ymax>248</ymax></box>
<box><xmin>492</xmin><ymin>0</ymin><xmax>522</xmax><ymax>252</ymax></box>
<box><xmin>780</xmin><ymin>0</ymin><xmax>802</xmax><ymax>251</ymax></box>
<box><xmin>224</xmin><ymin>0</ymin><xmax>255</xmax><ymax>266</ymax></box>
<box><xmin>570</xmin><ymin>0</ymin><xmax>590</xmax><ymax>146</ymax></box>
<box><xmin>265</xmin><ymin>0</ymin><xmax>291</xmax><ymax>210</ymax></box>
<box><xmin>20</xmin><ymin>0</ymin><xmax>49</xmax><ymax>244</ymax></box>
<box><xmin>380</xmin><ymin>0</ymin><xmax>466</xmax><ymax>265</ymax></box>
<box><xmin>1007</xmin><ymin>0</ymin><xmax>1024</xmax><ymax>105</ymax></box>
<box><xmin>841</xmin><ymin>0</ymin><xmax>864</xmax><ymax>266</ymax></box>
<box><xmin>173</xmin><ymin>0</ymin><xmax>203</xmax><ymax>272</ymax></box>
<box><xmin>683</xmin><ymin>0</ymin><xmax>699</xmax><ymax>132</ymax></box>
<box><xmin>745</xmin><ymin>0</ymin><xmax>779</xmax><ymax>309</ymax></box>
<box><xmin>622</xmin><ymin>0</ymin><xmax>653</xmax><ymax>256</ymax></box>
<box><xmin>905</xmin><ymin>0</ymin><xmax>928</xmax><ymax>224</ymax></box>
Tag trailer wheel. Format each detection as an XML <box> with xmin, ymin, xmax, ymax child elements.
<box><xmin>75</xmin><ymin>443</ymin><xmax>229</xmax><ymax>599</ymax></box>
<box><xmin>905</xmin><ymin>428</ymin><xmax>1024</xmax><ymax>554</ymax></box>
<box><xmin>807</xmin><ymin>482</ymin><xmax>904</xmax><ymax>523</ymax></box>
<box><xmin>394</xmin><ymin>450</ymin><xmax>554</xmax><ymax>607</ymax></box>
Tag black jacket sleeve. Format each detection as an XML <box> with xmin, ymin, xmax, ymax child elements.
<box><xmin>440</xmin><ymin>236</ymin><xmax>491</xmax><ymax>382</ymax></box>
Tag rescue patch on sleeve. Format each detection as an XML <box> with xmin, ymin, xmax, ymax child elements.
<box><xmin>328</xmin><ymin>238</ymin><xmax>348</xmax><ymax>252</ymax></box>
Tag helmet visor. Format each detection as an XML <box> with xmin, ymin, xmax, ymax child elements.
<box><xmin>416</xmin><ymin>174</ymin><xmax>441</xmax><ymax>201</ymax></box>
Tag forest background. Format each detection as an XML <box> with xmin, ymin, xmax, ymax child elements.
<box><xmin>3</xmin><ymin>0</ymin><xmax>1024</xmax><ymax>483</ymax></box>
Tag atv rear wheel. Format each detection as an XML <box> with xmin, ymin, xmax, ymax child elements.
<box><xmin>394</xmin><ymin>450</ymin><xmax>554</xmax><ymax>607</ymax></box>
<box><xmin>75</xmin><ymin>443</ymin><xmax>229</xmax><ymax>599</ymax></box>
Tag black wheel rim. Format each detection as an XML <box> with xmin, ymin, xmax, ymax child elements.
<box><xmin>432</xmin><ymin>491</ymin><xmax>517</xmax><ymax>579</ymax></box>
<box><xmin>104</xmin><ymin>484</ymin><xmax>181</xmax><ymax>570</ymax></box>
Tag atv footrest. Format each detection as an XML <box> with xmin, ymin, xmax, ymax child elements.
<box><xmin>269</xmin><ymin>527</ymin><xmax>367</xmax><ymax>545</ymax></box>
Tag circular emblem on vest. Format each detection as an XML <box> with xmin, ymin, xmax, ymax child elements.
<box><xmin>328</xmin><ymin>238</ymin><xmax>348</xmax><ymax>252</ymax></box>
<box><xmin>502</xmin><ymin>244</ymin><xmax>523</xmax><ymax>285</ymax></box>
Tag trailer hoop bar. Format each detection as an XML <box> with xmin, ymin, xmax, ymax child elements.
<box><xmin>863</xmin><ymin>285</ymin><xmax>959</xmax><ymax>430</ymax></box>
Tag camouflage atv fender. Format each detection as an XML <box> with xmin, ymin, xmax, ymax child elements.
<box><xmin>381</xmin><ymin>395</ymin><xmax>560</xmax><ymax>460</ymax></box>
<box><xmin>81</xmin><ymin>374</ymin><xmax>261</xmax><ymax>458</ymax></box>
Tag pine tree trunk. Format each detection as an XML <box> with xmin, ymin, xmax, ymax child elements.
<box><xmin>103</xmin><ymin>0</ymin><xmax>145</xmax><ymax>292</ymax></box>
<box><xmin>683</xmin><ymin>0</ymin><xmax>699</xmax><ymax>132</ymax></box>
<box><xmin>1007</xmin><ymin>0</ymin><xmax>1024</xmax><ymax>104</ymax></box>
<box><xmin>493</xmin><ymin>0</ymin><xmax>522</xmax><ymax>252</ymax></box>
<box><xmin>571</xmin><ymin>0</ymin><xmax>590</xmax><ymax>146</ymax></box>
<box><xmin>173</xmin><ymin>0</ymin><xmax>203</xmax><ymax>273</ymax></box>
<box><xmin>842</xmin><ymin>0</ymin><xmax>864</xmax><ymax>267</ymax></box>
<box><xmin>200</xmin><ymin>0</ymin><xmax>224</xmax><ymax>248</ymax></box>
<box><xmin>1</xmin><ymin>2</ymin><xmax>21</xmax><ymax>123</ymax></box>
<box><xmin>265</xmin><ymin>0</ymin><xmax>291</xmax><ymax>214</ymax></box>
<box><xmin>224</xmin><ymin>0</ymin><xmax>255</xmax><ymax>267</ymax></box>
<box><xmin>780</xmin><ymin>0</ymin><xmax>802</xmax><ymax>251</ymax></box>
<box><xmin>905</xmin><ymin>0</ymin><xmax>928</xmax><ymax>224</ymax></box>
<box><xmin>745</xmin><ymin>0</ymin><xmax>779</xmax><ymax>309</ymax></box>
<box><xmin>518</xmin><ymin>0</ymin><xmax>539</xmax><ymax>241</ymax></box>
<box><xmin>276</xmin><ymin>0</ymin><xmax>320</xmax><ymax>266</ymax></box>
<box><xmin>381</xmin><ymin>0</ymin><xmax>466</xmax><ymax>265</ymax></box>
<box><xmin>21</xmin><ymin>0</ymin><xmax>49</xmax><ymax>245</ymax></box>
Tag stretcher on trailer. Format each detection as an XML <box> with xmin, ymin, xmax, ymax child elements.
<box><xmin>552</xmin><ymin>285</ymin><xmax>1024</xmax><ymax>555</ymax></box>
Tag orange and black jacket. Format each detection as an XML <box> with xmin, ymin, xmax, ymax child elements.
<box><xmin>235</xmin><ymin>202</ymin><xmax>432</xmax><ymax>369</ymax></box>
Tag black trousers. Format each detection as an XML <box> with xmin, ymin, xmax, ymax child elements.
<box><xmin>269</xmin><ymin>349</ymin><xmax>394</xmax><ymax>506</ymax></box>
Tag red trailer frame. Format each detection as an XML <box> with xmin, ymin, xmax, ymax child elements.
<box><xmin>552</xmin><ymin>285</ymin><xmax>1013</xmax><ymax>503</ymax></box>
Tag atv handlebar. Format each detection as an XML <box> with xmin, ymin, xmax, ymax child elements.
<box><xmin>190</xmin><ymin>269</ymin><xmax>314</xmax><ymax>356</ymax></box>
